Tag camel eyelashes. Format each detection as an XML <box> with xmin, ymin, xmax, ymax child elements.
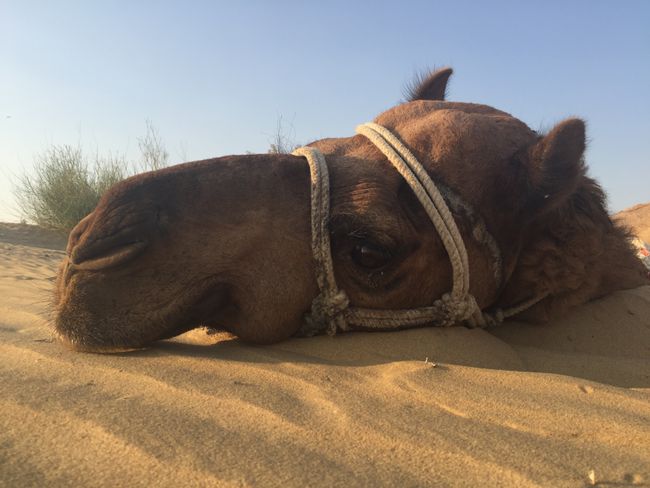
<box><xmin>351</xmin><ymin>242</ymin><xmax>393</xmax><ymax>269</ymax></box>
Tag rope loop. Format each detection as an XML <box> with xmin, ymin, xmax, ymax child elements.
<box><xmin>292</xmin><ymin>123</ymin><xmax>545</xmax><ymax>337</ymax></box>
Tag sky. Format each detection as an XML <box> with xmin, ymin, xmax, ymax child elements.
<box><xmin>1</xmin><ymin>0</ymin><xmax>649</xmax><ymax>222</ymax></box>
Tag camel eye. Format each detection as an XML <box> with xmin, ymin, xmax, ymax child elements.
<box><xmin>351</xmin><ymin>242</ymin><xmax>392</xmax><ymax>269</ymax></box>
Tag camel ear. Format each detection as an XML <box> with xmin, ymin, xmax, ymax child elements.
<box><xmin>405</xmin><ymin>67</ymin><xmax>453</xmax><ymax>101</ymax></box>
<box><xmin>526</xmin><ymin>118</ymin><xmax>586</xmax><ymax>212</ymax></box>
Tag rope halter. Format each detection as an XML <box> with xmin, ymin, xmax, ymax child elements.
<box><xmin>292</xmin><ymin>122</ymin><xmax>541</xmax><ymax>337</ymax></box>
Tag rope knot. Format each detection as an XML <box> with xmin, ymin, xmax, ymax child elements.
<box><xmin>433</xmin><ymin>293</ymin><xmax>482</xmax><ymax>327</ymax></box>
<box><xmin>316</xmin><ymin>290</ymin><xmax>350</xmax><ymax>322</ymax></box>
<box><xmin>299</xmin><ymin>290</ymin><xmax>350</xmax><ymax>337</ymax></box>
<box><xmin>433</xmin><ymin>294</ymin><xmax>462</xmax><ymax>327</ymax></box>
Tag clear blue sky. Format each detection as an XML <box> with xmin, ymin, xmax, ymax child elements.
<box><xmin>1</xmin><ymin>0</ymin><xmax>648</xmax><ymax>222</ymax></box>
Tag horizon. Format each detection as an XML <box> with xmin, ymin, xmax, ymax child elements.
<box><xmin>1</xmin><ymin>1</ymin><xmax>649</xmax><ymax>223</ymax></box>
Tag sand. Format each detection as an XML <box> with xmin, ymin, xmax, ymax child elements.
<box><xmin>1</xmin><ymin>222</ymin><xmax>649</xmax><ymax>487</ymax></box>
<box><xmin>615</xmin><ymin>203</ymin><xmax>650</xmax><ymax>243</ymax></box>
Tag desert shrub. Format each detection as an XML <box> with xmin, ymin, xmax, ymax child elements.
<box><xmin>14</xmin><ymin>122</ymin><xmax>170</xmax><ymax>233</ymax></box>
<box><xmin>14</xmin><ymin>118</ymin><xmax>294</xmax><ymax>233</ymax></box>
<box><xmin>137</xmin><ymin>120</ymin><xmax>169</xmax><ymax>172</ymax></box>
<box><xmin>14</xmin><ymin>145</ymin><xmax>129</xmax><ymax>232</ymax></box>
<box><xmin>94</xmin><ymin>153</ymin><xmax>130</xmax><ymax>196</ymax></box>
<box><xmin>268</xmin><ymin>116</ymin><xmax>300</xmax><ymax>154</ymax></box>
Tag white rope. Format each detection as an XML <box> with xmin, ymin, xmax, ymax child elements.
<box><xmin>356</xmin><ymin>123</ymin><xmax>470</xmax><ymax>300</ymax></box>
<box><xmin>293</xmin><ymin>147</ymin><xmax>349</xmax><ymax>335</ymax></box>
<box><xmin>293</xmin><ymin>123</ymin><xmax>546</xmax><ymax>336</ymax></box>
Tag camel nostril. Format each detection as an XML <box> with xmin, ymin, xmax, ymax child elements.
<box><xmin>66</xmin><ymin>213</ymin><xmax>95</xmax><ymax>256</ymax></box>
<box><xmin>70</xmin><ymin>232</ymin><xmax>147</xmax><ymax>263</ymax></box>
<box><xmin>70</xmin><ymin>239</ymin><xmax>148</xmax><ymax>271</ymax></box>
<box><xmin>69</xmin><ymin>223</ymin><xmax>150</xmax><ymax>270</ymax></box>
<box><xmin>67</xmin><ymin>207</ymin><xmax>158</xmax><ymax>271</ymax></box>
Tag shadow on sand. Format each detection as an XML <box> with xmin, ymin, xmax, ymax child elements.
<box><xmin>124</xmin><ymin>287</ymin><xmax>650</xmax><ymax>389</ymax></box>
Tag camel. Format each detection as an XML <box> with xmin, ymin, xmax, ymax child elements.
<box><xmin>53</xmin><ymin>68</ymin><xmax>649</xmax><ymax>352</ymax></box>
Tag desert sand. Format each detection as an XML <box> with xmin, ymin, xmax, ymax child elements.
<box><xmin>615</xmin><ymin>203</ymin><xmax>650</xmax><ymax>243</ymax></box>
<box><xmin>1</xmin><ymin>222</ymin><xmax>649</xmax><ymax>487</ymax></box>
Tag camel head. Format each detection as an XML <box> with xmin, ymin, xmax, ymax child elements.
<box><xmin>54</xmin><ymin>68</ymin><xmax>648</xmax><ymax>352</ymax></box>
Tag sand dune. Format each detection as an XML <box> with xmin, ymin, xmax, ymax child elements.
<box><xmin>1</xmin><ymin>223</ymin><xmax>649</xmax><ymax>487</ymax></box>
<box><xmin>615</xmin><ymin>202</ymin><xmax>650</xmax><ymax>243</ymax></box>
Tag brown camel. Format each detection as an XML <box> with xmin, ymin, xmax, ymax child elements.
<box><xmin>53</xmin><ymin>68</ymin><xmax>649</xmax><ymax>352</ymax></box>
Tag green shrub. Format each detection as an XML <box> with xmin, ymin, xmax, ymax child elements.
<box><xmin>14</xmin><ymin>119</ymin><xmax>291</xmax><ymax>233</ymax></box>
<box><xmin>14</xmin><ymin>122</ymin><xmax>169</xmax><ymax>233</ymax></box>
<box><xmin>14</xmin><ymin>145</ymin><xmax>129</xmax><ymax>232</ymax></box>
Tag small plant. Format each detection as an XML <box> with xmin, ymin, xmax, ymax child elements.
<box><xmin>13</xmin><ymin>116</ymin><xmax>298</xmax><ymax>233</ymax></box>
<box><xmin>14</xmin><ymin>121</ymin><xmax>169</xmax><ymax>232</ymax></box>
<box><xmin>137</xmin><ymin>120</ymin><xmax>169</xmax><ymax>172</ymax></box>
<box><xmin>14</xmin><ymin>145</ymin><xmax>129</xmax><ymax>232</ymax></box>
<box><xmin>268</xmin><ymin>116</ymin><xmax>299</xmax><ymax>154</ymax></box>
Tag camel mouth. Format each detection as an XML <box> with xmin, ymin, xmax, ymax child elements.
<box><xmin>181</xmin><ymin>282</ymin><xmax>235</xmax><ymax>331</ymax></box>
<box><xmin>70</xmin><ymin>241</ymin><xmax>148</xmax><ymax>271</ymax></box>
<box><xmin>54</xmin><ymin>330</ymin><xmax>146</xmax><ymax>354</ymax></box>
<box><xmin>53</xmin><ymin>311</ymin><xmax>201</xmax><ymax>354</ymax></box>
<box><xmin>54</xmin><ymin>276</ymin><xmax>234</xmax><ymax>353</ymax></box>
<box><xmin>144</xmin><ymin>282</ymin><xmax>235</xmax><ymax>345</ymax></box>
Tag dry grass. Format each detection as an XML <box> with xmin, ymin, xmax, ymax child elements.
<box><xmin>14</xmin><ymin>123</ymin><xmax>169</xmax><ymax>233</ymax></box>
